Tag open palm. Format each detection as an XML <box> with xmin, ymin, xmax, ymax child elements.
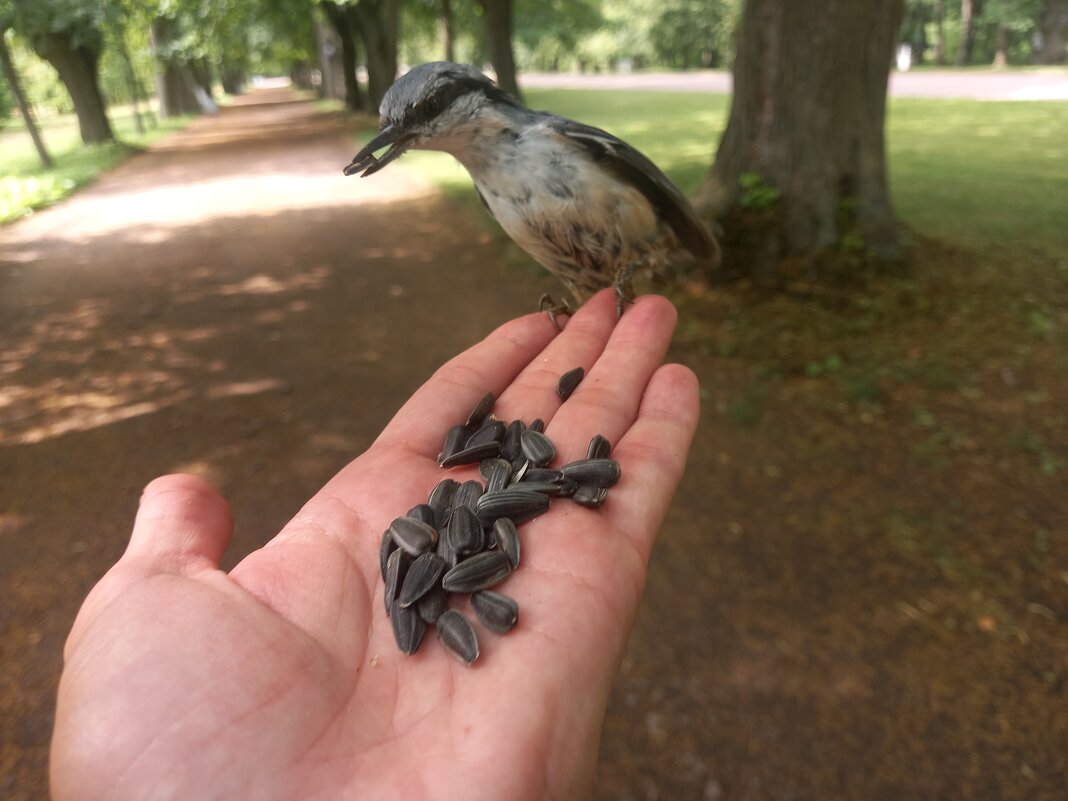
<box><xmin>52</xmin><ymin>290</ymin><xmax>700</xmax><ymax>801</ymax></box>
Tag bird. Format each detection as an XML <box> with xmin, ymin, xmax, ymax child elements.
<box><xmin>343</xmin><ymin>61</ymin><xmax>719</xmax><ymax>318</ymax></box>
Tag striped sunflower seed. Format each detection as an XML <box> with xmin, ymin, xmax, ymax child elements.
<box><xmin>436</xmin><ymin>532</ymin><xmax>459</xmax><ymax>567</ymax></box>
<box><xmin>398</xmin><ymin>552</ymin><xmax>448</xmax><ymax>608</ymax></box>
<box><xmin>439</xmin><ymin>441</ymin><xmax>501</xmax><ymax>468</ymax></box>
<box><xmin>476</xmin><ymin>489</ymin><xmax>550</xmax><ymax>526</ymax></box>
<box><xmin>452</xmin><ymin>479</ymin><xmax>484</xmax><ymax>515</ymax></box>
<box><xmin>406</xmin><ymin>503</ymin><xmax>436</xmax><ymax>527</ymax></box>
<box><xmin>440</xmin><ymin>424</ymin><xmax>470</xmax><ymax>462</ymax></box>
<box><xmin>436</xmin><ymin>609</ymin><xmax>480</xmax><ymax>665</ymax></box>
<box><xmin>384</xmin><ymin>547</ymin><xmax>410</xmax><ymax>616</ymax></box>
<box><xmin>465</xmin><ymin>392</ymin><xmax>495</xmax><ymax>430</ymax></box>
<box><xmin>505</xmin><ymin>478</ymin><xmax>577</xmax><ymax>497</ymax></box>
<box><xmin>389</xmin><ymin>516</ymin><xmax>438</xmax><ymax>556</ymax></box>
<box><xmin>467</xmin><ymin>419</ymin><xmax>505</xmax><ymax>448</ymax></box>
<box><xmin>380</xmin><ymin>530</ymin><xmax>397</xmax><ymax>581</ymax></box>
<box><xmin>391</xmin><ymin>604</ymin><xmax>426</xmax><ymax>655</ymax></box>
<box><xmin>572</xmin><ymin>485</ymin><xmax>609</xmax><ymax>508</ymax></box>
<box><xmin>417</xmin><ymin>585</ymin><xmax>448</xmax><ymax>624</ymax></box>
<box><xmin>586</xmin><ymin>434</ymin><xmax>612</xmax><ymax>460</ymax></box>
<box><xmin>556</xmin><ymin>366</ymin><xmax>584</xmax><ymax>401</ymax></box>
<box><xmin>481</xmin><ymin>458</ymin><xmax>513</xmax><ymax>493</ymax></box>
<box><xmin>521</xmin><ymin>467</ymin><xmax>564</xmax><ymax>483</ymax></box>
<box><xmin>472</xmin><ymin>590</ymin><xmax>519</xmax><ymax>635</ymax></box>
<box><xmin>441</xmin><ymin>550</ymin><xmax>512</xmax><ymax>593</ymax></box>
<box><xmin>520</xmin><ymin>429</ymin><xmax>556</xmax><ymax>467</ymax></box>
<box><xmin>560</xmin><ymin>458</ymin><xmax>622</xmax><ymax>488</ymax></box>
<box><xmin>493</xmin><ymin>518</ymin><xmax>520</xmax><ymax>568</ymax></box>
<box><xmin>447</xmin><ymin>505</ymin><xmax>484</xmax><ymax>555</ymax></box>
<box><xmin>529</xmin><ymin>418</ymin><xmax>545</xmax><ymax>433</ymax></box>
<box><xmin>428</xmin><ymin>478</ymin><xmax>459</xmax><ymax>529</ymax></box>
<box><xmin>500</xmin><ymin>420</ymin><xmax>525</xmax><ymax>462</ymax></box>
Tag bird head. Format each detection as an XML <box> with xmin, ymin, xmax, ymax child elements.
<box><xmin>343</xmin><ymin>62</ymin><xmax>504</xmax><ymax>178</ymax></box>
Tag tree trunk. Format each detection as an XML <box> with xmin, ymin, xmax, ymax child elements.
<box><xmin>956</xmin><ymin>0</ymin><xmax>983</xmax><ymax>65</ymax></box>
<box><xmin>696</xmin><ymin>0</ymin><xmax>904</xmax><ymax>262</ymax></box>
<box><xmin>1034</xmin><ymin>0</ymin><xmax>1068</xmax><ymax>64</ymax></box>
<box><xmin>315</xmin><ymin>20</ymin><xmax>345</xmax><ymax>101</ymax></box>
<box><xmin>934</xmin><ymin>0</ymin><xmax>946</xmax><ymax>64</ymax></box>
<box><xmin>323</xmin><ymin>2</ymin><xmax>365</xmax><ymax>111</ymax></box>
<box><xmin>479</xmin><ymin>0</ymin><xmax>522</xmax><ymax>101</ymax></box>
<box><xmin>32</xmin><ymin>32</ymin><xmax>114</xmax><ymax>144</ymax></box>
<box><xmin>352</xmin><ymin>0</ymin><xmax>399</xmax><ymax>110</ymax></box>
<box><xmin>992</xmin><ymin>24</ymin><xmax>1009</xmax><ymax>67</ymax></box>
<box><xmin>116</xmin><ymin>36</ymin><xmax>145</xmax><ymax>134</ymax></box>
<box><xmin>0</xmin><ymin>29</ymin><xmax>53</xmax><ymax>167</ymax></box>
<box><xmin>442</xmin><ymin>0</ymin><xmax>455</xmax><ymax>62</ymax></box>
<box><xmin>151</xmin><ymin>19</ymin><xmax>201</xmax><ymax>118</ymax></box>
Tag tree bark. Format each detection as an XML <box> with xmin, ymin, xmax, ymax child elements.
<box><xmin>116</xmin><ymin>36</ymin><xmax>145</xmax><ymax>134</ymax></box>
<box><xmin>934</xmin><ymin>0</ymin><xmax>946</xmax><ymax>64</ymax></box>
<box><xmin>0</xmin><ymin>29</ymin><xmax>53</xmax><ymax>167</ymax></box>
<box><xmin>351</xmin><ymin>0</ymin><xmax>399</xmax><ymax>110</ymax></box>
<box><xmin>696</xmin><ymin>0</ymin><xmax>904</xmax><ymax>262</ymax></box>
<box><xmin>956</xmin><ymin>0</ymin><xmax>983</xmax><ymax>65</ymax></box>
<box><xmin>442</xmin><ymin>0</ymin><xmax>455</xmax><ymax>62</ymax></box>
<box><xmin>32</xmin><ymin>31</ymin><xmax>114</xmax><ymax>144</ymax></box>
<box><xmin>151</xmin><ymin>19</ymin><xmax>201</xmax><ymax>118</ymax></box>
<box><xmin>992</xmin><ymin>24</ymin><xmax>1009</xmax><ymax>67</ymax></box>
<box><xmin>479</xmin><ymin>0</ymin><xmax>522</xmax><ymax>101</ymax></box>
<box><xmin>1034</xmin><ymin>0</ymin><xmax>1068</xmax><ymax>64</ymax></box>
<box><xmin>322</xmin><ymin>2</ymin><xmax>364</xmax><ymax>111</ymax></box>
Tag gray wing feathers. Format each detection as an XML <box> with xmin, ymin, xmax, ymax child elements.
<box><xmin>546</xmin><ymin>118</ymin><xmax>719</xmax><ymax>262</ymax></box>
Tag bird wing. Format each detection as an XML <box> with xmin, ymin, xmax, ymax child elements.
<box><xmin>545</xmin><ymin>117</ymin><xmax>719</xmax><ymax>262</ymax></box>
<box><xmin>474</xmin><ymin>187</ymin><xmax>498</xmax><ymax>224</ymax></box>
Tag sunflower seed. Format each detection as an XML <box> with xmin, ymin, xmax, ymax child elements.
<box><xmin>572</xmin><ymin>485</ymin><xmax>609</xmax><ymax>508</ymax></box>
<box><xmin>476</xmin><ymin>489</ymin><xmax>551</xmax><ymax>526</ymax></box>
<box><xmin>398</xmin><ymin>552</ymin><xmax>448</xmax><ymax>608</ymax></box>
<box><xmin>452</xmin><ymin>479</ymin><xmax>484</xmax><ymax>515</ymax></box>
<box><xmin>391</xmin><ymin>604</ymin><xmax>426</xmax><ymax>655</ymax></box>
<box><xmin>586</xmin><ymin>434</ymin><xmax>612</xmax><ymax>460</ymax></box>
<box><xmin>389</xmin><ymin>516</ymin><xmax>438</xmax><ymax>556</ymax></box>
<box><xmin>380</xmin><ymin>530</ymin><xmax>397</xmax><ymax>580</ymax></box>
<box><xmin>500</xmin><ymin>420</ymin><xmax>525</xmax><ymax>462</ymax></box>
<box><xmin>520</xmin><ymin>429</ymin><xmax>556</xmax><ymax>467</ymax></box>
<box><xmin>417</xmin><ymin>585</ymin><xmax>448</xmax><ymax>624</ymax></box>
<box><xmin>437</xmin><ymin>609</ymin><xmax>480</xmax><ymax>665</ymax></box>
<box><xmin>560</xmin><ymin>459</ymin><xmax>622</xmax><ymax>488</ymax></box>
<box><xmin>493</xmin><ymin>518</ymin><xmax>520</xmax><ymax>568</ymax></box>
<box><xmin>506</xmin><ymin>478</ymin><xmax>576</xmax><ymax>497</ymax></box>
<box><xmin>436</xmin><ymin>533</ymin><xmax>459</xmax><ymax>567</ymax></box>
<box><xmin>481</xmin><ymin>457</ymin><xmax>513</xmax><ymax>493</ymax></box>
<box><xmin>511</xmin><ymin>456</ymin><xmax>529</xmax><ymax>479</ymax></box>
<box><xmin>428</xmin><ymin>478</ymin><xmax>459</xmax><ymax>528</ymax></box>
<box><xmin>465</xmin><ymin>392</ymin><xmax>495</xmax><ymax>429</ymax></box>
<box><xmin>441</xmin><ymin>550</ymin><xmax>512</xmax><ymax>593</ymax></box>
<box><xmin>529</xmin><ymin>418</ymin><xmax>545</xmax><ymax>433</ymax></box>
<box><xmin>556</xmin><ymin>366</ymin><xmax>585</xmax><ymax>401</ymax></box>
<box><xmin>384</xmin><ymin>548</ymin><xmax>410</xmax><ymax>616</ymax></box>
<box><xmin>447</xmin><ymin>505</ymin><xmax>484</xmax><ymax>555</ymax></box>
<box><xmin>440</xmin><ymin>441</ymin><xmax>501</xmax><ymax>468</ymax></box>
<box><xmin>521</xmin><ymin>468</ymin><xmax>564</xmax><ymax>483</ymax></box>
<box><xmin>472</xmin><ymin>591</ymin><xmax>519</xmax><ymax>634</ymax></box>
<box><xmin>440</xmin><ymin>424</ymin><xmax>470</xmax><ymax>462</ymax></box>
<box><xmin>467</xmin><ymin>419</ymin><xmax>505</xmax><ymax>448</ymax></box>
<box><xmin>406</xmin><ymin>503</ymin><xmax>436</xmax><ymax>527</ymax></box>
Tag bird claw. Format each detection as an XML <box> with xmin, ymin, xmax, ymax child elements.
<box><xmin>539</xmin><ymin>294</ymin><xmax>572</xmax><ymax>331</ymax></box>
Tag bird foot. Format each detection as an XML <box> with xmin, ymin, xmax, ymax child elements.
<box><xmin>539</xmin><ymin>294</ymin><xmax>572</xmax><ymax>331</ymax></box>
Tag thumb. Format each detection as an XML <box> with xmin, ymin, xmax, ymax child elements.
<box><xmin>124</xmin><ymin>473</ymin><xmax>234</xmax><ymax>574</ymax></box>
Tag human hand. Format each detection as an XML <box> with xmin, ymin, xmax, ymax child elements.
<box><xmin>51</xmin><ymin>289</ymin><xmax>700</xmax><ymax>801</ymax></box>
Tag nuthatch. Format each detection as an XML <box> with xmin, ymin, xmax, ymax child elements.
<box><xmin>344</xmin><ymin>62</ymin><xmax>719</xmax><ymax>317</ymax></box>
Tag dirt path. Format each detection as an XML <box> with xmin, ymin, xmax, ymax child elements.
<box><xmin>2</xmin><ymin>90</ymin><xmax>1064</xmax><ymax>801</ymax></box>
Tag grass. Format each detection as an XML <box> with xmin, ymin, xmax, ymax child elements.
<box><xmin>0</xmin><ymin>104</ymin><xmax>192</xmax><ymax>224</ymax></box>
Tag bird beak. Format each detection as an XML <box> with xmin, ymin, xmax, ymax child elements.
<box><xmin>343</xmin><ymin>126</ymin><xmax>415</xmax><ymax>177</ymax></box>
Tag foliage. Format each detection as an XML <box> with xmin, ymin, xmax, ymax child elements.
<box><xmin>737</xmin><ymin>172</ymin><xmax>781</xmax><ymax>210</ymax></box>
<box><xmin>902</xmin><ymin>0</ymin><xmax>1050</xmax><ymax>63</ymax></box>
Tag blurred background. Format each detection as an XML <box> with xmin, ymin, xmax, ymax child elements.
<box><xmin>1</xmin><ymin>1</ymin><xmax>1066</xmax><ymax>799</ymax></box>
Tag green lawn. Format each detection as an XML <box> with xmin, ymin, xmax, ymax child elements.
<box><xmin>379</xmin><ymin>89</ymin><xmax>1068</xmax><ymax>258</ymax></box>
<box><xmin>0</xmin><ymin>104</ymin><xmax>191</xmax><ymax>224</ymax></box>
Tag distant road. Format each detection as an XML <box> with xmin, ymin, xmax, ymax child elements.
<box><xmin>519</xmin><ymin>69</ymin><xmax>1068</xmax><ymax>101</ymax></box>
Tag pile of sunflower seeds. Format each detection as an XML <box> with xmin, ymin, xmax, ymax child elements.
<box><xmin>380</xmin><ymin>369</ymin><xmax>621</xmax><ymax>666</ymax></box>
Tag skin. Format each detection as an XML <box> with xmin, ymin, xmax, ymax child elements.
<box><xmin>51</xmin><ymin>290</ymin><xmax>700</xmax><ymax>801</ymax></box>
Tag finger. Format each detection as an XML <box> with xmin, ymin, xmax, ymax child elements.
<box><xmin>123</xmin><ymin>474</ymin><xmax>234</xmax><ymax>574</ymax></box>
<box><xmin>546</xmin><ymin>295</ymin><xmax>679</xmax><ymax>463</ymax></box>
<box><xmin>374</xmin><ymin>310</ymin><xmax>558</xmax><ymax>456</ymax></box>
<box><xmin>604</xmin><ymin>364</ymin><xmax>700</xmax><ymax>561</ymax></box>
<box><xmin>494</xmin><ymin>288</ymin><xmax>618</xmax><ymax>426</ymax></box>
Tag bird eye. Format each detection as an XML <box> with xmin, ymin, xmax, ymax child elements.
<box><xmin>425</xmin><ymin>96</ymin><xmax>440</xmax><ymax>118</ymax></box>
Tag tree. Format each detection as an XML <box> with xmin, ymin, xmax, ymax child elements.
<box><xmin>956</xmin><ymin>0</ymin><xmax>984</xmax><ymax>63</ymax></box>
<box><xmin>321</xmin><ymin>1</ymin><xmax>364</xmax><ymax>111</ymax></box>
<box><xmin>0</xmin><ymin>25</ymin><xmax>53</xmax><ymax>166</ymax></box>
<box><xmin>150</xmin><ymin>15</ymin><xmax>200</xmax><ymax>117</ymax></box>
<box><xmin>696</xmin><ymin>0</ymin><xmax>904</xmax><ymax>265</ymax></box>
<box><xmin>350</xmin><ymin>0</ymin><xmax>400</xmax><ymax>109</ymax></box>
<box><xmin>479</xmin><ymin>0</ymin><xmax>521</xmax><ymax>99</ymax></box>
<box><xmin>1034</xmin><ymin>0</ymin><xmax>1068</xmax><ymax>62</ymax></box>
<box><xmin>441</xmin><ymin>0</ymin><xmax>455</xmax><ymax>61</ymax></box>
<box><xmin>10</xmin><ymin>0</ymin><xmax>114</xmax><ymax>143</ymax></box>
